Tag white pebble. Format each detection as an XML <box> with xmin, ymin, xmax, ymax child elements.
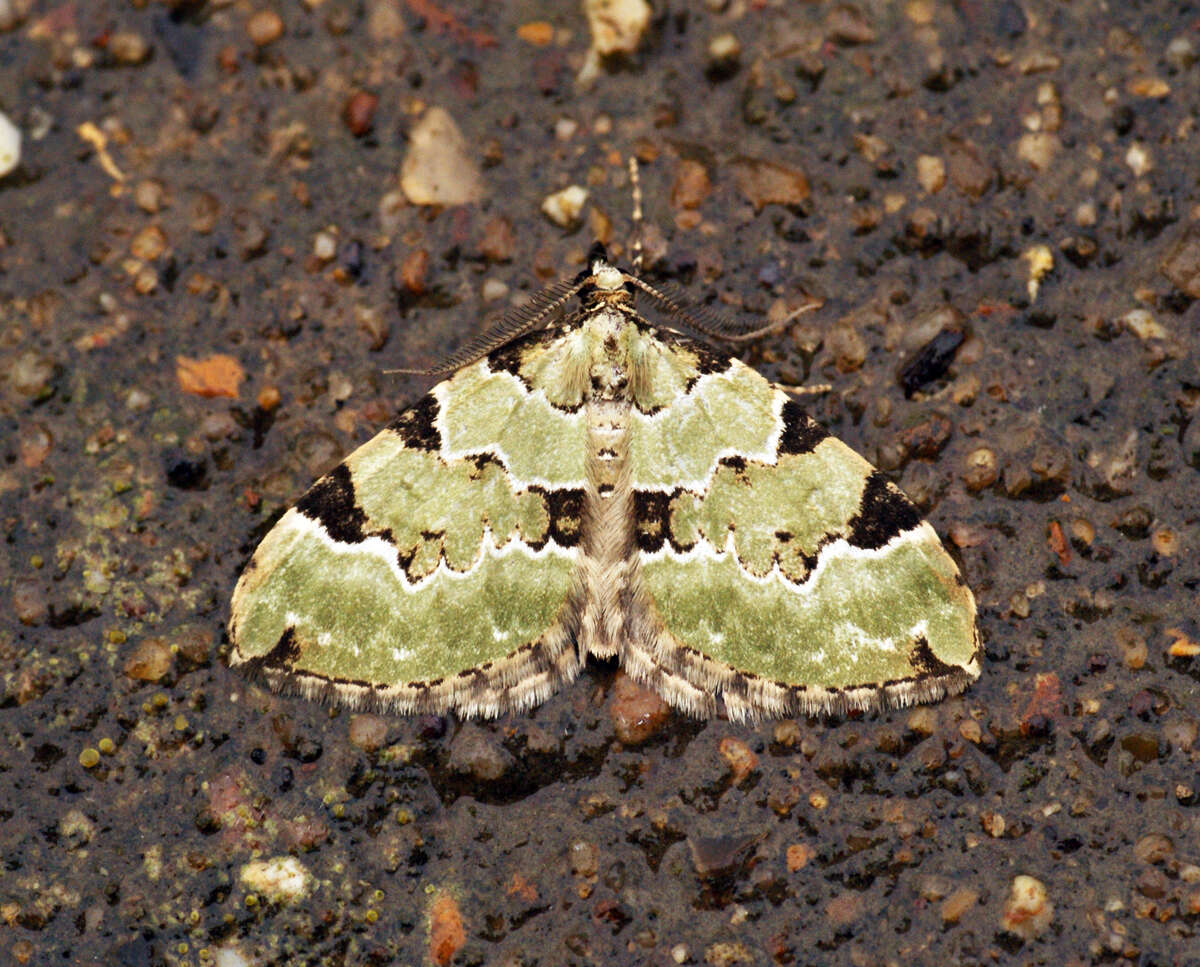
<box><xmin>399</xmin><ymin>106</ymin><xmax>485</xmax><ymax>206</ymax></box>
<box><xmin>312</xmin><ymin>230</ymin><xmax>337</xmax><ymax>261</ymax></box>
<box><xmin>1120</xmin><ymin>308</ymin><xmax>1168</xmax><ymax>341</ymax></box>
<box><xmin>1125</xmin><ymin>142</ymin><xmax>1153</xmax><ymax>177</ymax></box>
<box><xmin>481</xmin><ymin>278</ymin><xmax>508</xmax><ymax>302</ymax></box>
<box><xmin>555</xmin><ymin>117</ymin><xmax>579</xmax><ymax>141</ymax></box>
<box><xmin>240</xmin><ymin>856</ymin><xmax>314</xmax><ymax>904</ymax></box>
<box><xmin>584</xmin><ymin>0</ymin><xmax>650</xmax><ymax>56</ymax></box>
<box><xmin>541</xmin><ymin>185</ymin><xmax>588</xmax><ymax>228</ymax></box>
<box><xmin>0</xmin><ymin>110</ymin><xmax>21</xmax><ymax>177</ymax></box>
<box><xmin>212</xmin><ymin>945</ymin><xmax>253</xmax><ymax>967</ymax></box>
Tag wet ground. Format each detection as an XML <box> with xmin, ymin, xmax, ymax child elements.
<box><xmin>2</xmin><ymin>1</ymin><xmax>1200</xmax><ymax>964</ymax></box>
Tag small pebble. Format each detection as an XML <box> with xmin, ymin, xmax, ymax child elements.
<box><xmin>447</xmin><ymin>724</ymin><xmax>513</xmax><ymax>781</ymax></box>
<box><xmin>785</xmin><ymin>843</ymin><xmax>815</xmax><ymax>871</ymax></box>
<box><xmin>962</xmin><ymin>447</ymin><xmax>998</xmax><ymax>491</ymax></box>
<box><xmin>1022</xmin><ymin>244</ymin><xmax>1054</xmax><ymax>300</ymax></box>
<box><xmin>395</xmin><ymin>248</ymin><xmax>429</xmax><ymax>294</ymax></box>
<box><xmin>1127</xmin><ymin>77</ymin><xmax>1169</xmax><ymax>99</ymax></box>
<box><xmin>1151</xmin><ymin>528</ymin><xmax>1178</xmax><ymax>556</ymax></box>
<box><xmin>367</xmin><ymin>0</ymin><xmax>406</xmax><ymax>42</ymax></box>
<box><xmin>342</xmin><ymin>91</ymin><xmax>378</xmax><ymax>136</ymax></box>
<box><xmin>130</xmin><ymin>225</ymin><xmax>167</xmax><ymax>261</ymax></box>
<box><xmin>569</xmin><ymin>839</ymin><xmax>599</xmax><ymax>877</ymax></box>
<box><xmin>730</xmin><ymin>157</ymin><xmax>810</xmax><ymax>210</ymax></box>
<box><xmin>109</xmin><ymin>30</ymin><xmax>151</xmax><ymax>65</ymax></box>
<box><xmin>584</xmin><ymin>0</ymin><xmax>650</xmax><ymax>56</ymax></box>
<box><xmin>246</xmin><ymin>9</ymin><xmax>285</xmax><ymax>47</ymax></box>
<box><xmin>916</xmin><ymin>154</ymin><xmax>945</xmax><ymax>194</ymax></box>
<box><xmin>399</xmin><ymin>107</ymin><xmax>485</xmax><ymax>206</ymax></box>
<box><xmin>233</xmin><ymin>211</ymin><xmax>269</xmax><ymax>259</ymax></box>
<box><xmin>9</xmin><ymin>351</ymin><xmax>54</xmax><ymax>397</ymax></box>
<box><xmin>671</xmin><ymin>160</ymin><xmax>712</xmax><ymax>210</ymax></box>
<box><xmin>941</xmin><ymin>887</ymin><xmax>979</xmax><ymax>923</ymax></box>
<box><xmin>239</xmin><ymin>856</ymin><xmax>313</xmax><ymax>904</ymax></box>
<box><xmin>825</xmin><ymin>3</ymin><xmax>877</xmax><ymax>44</ymax></box>
<box><xmin>541</xmin><ymin>184</ymin><xmax>588</xmax><ymax>228</ymax></box>
<box><xmin>946</xmin><ymin>140</ymin><xmax>993</xmax><ymax>199</ymax></box>
<box><xmin>608</xmin><ymin>671</ymin><xmax>670</xmax><ymax>744</ymax></box>
<box><xmin>257</xmin><ymin>385</ymin><xmax>281</xmax><ymax>411</ymax></box>
<box><xmin>0</xmin><ymin>0</ymin><xmax>27</xmax><ymax>31</ymax></box>
<box><xmin>1120</xmin><ymin>308</ymin><xmax>1167</xmax><ymax>341</ymax></box>
<box><xmin>518</xmin><ymin>20</ymin><xmax>555</xmax><ymax>46</ymax></box>
<box><xmin>828</xmin><ymin>320</ymin><xmax>866</xmax><ymax>372</ymax></box>
<box><xmin>134</xmin><ymin>179</ymin><xmax>166</xmax><ymax>213</ymax></box>
<box><xmin>190</xmin><ymin>192</ymin><xmax>220</xmax><ymax>234</ymax></box>
<box><xmin>707</xmin><ymin>32</ymin><xmax>741</xmax><ymax>71</ymax></box>
<box><xmin>0</xmin><ymin>109</ymin><xmax>19</xmax><ymax>177</ymax></box>
<box><xmin>1115</xmin><ymin>626</ymin><xmax>1147</xmax><ymax>669</ymax></box>
<box><xmin>124</xmin><ymin>638</ymin><xmax>172</xmax><ymax>682</ymax></box>
<box><xmin>1133</xmin><ymin>833</ymin><xmax>1173</xmax><ymax>864</ymax></box>
<box><xmin>478</xmin><ymin>216</ymin><xmax>515</xmax><ymax>262</ymax></box>
<box><xmin>58</xmin><ymin>808</ymin><xmax>96</xmax><ymax>848</ymax></box>
<box><xmin>1017</xmin><ymin>132</ymin><xmax>1060</xmax><ymax>170</ymax></box>
<box><xmin>906</xmin><ymin>706</ymin><xmax>937</xmax><ymax>736</ymax></box>
<box><xmin>1000</xmin><ymin>875</ymin><xmax>1053</xmax><ymax>940</ymax></box>
<box><xmin>688</xmin><ymin>833</ymin><xmax>760</xmax><ymax>879</ymax></box>
<box><xmin>18</xmin><ymin>421</ymin><xmax>52</xmax><ymax>467</ymax></box>
<box><xmin>312</xmin><ymin>230</ymin><xmax>337</xmax><ymax>262</ymax></box>
<box><xmin>348</xmin><ymin>714</ymin><xmax>388</xmax><ymax>752</ymax></box>
<box><xmin>12</xmin><ymin>578</ymin><xmax>47</xmax><ymax>626</ymax></box>
<box><xmin>1160</xmin><ymin>224</ymin><xmax>1200</xmax><ymax>297</ymax></box>
<box><xmin>718</xmin><ymin>737</ymin><xmax>758</xmax><ymax>783</ymax></box>
<box><xmin>212</xmin><ymin>946</ymin><xmax>252</xmax><ymax>967</ymax></box>
<box><xmin>428</xmin><ymin>892</ymin><xmax>465</xmax><ymax>967</ymax></box>
<box><xmin>1125</xmin><ymin>142</ymin><xmax>1153</xmax><ymax>177</ymax></box>
<box><xmin>1165</xmin><ymin>35</ymin><xmax>1197</xmax><ymax>69</ymax></box>
<box><xmin>480</xmin><ymin>278</ymin><xmax>508</xmax><ymax>302</ymax></box>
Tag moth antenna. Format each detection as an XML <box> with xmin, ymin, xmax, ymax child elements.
<box><xmin>629</xmin><ymin>275</ymin><xmax>823</xmax><ymax>343</ymax></box>
<box><xmin>781</xmin><ymin>382</ymin><xmax>833</xmax><ymax>397</ymax></box>
<box><xmin>628</xmin><ymin>156</ymin><xmax>644</xmax><ymax>275</ymax></box>
<box><xmin>385</xmin><ymin>276</ymin><xmax>587</xmax><ymax>377</ymax></box>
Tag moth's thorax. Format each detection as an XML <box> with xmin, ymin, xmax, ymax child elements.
<box><xmin>583</xmin><ymin>305</ymin><xmax>639</xmax><ymax>400</ymax></box>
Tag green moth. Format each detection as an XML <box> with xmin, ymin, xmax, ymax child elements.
<box><xmin>229</xmin><ymin>245</ymin><xmax>981</xmax><ymax>721</ymax></box>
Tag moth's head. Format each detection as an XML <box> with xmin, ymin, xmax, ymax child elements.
<box><xmin>585</xmin><ymin>241</ymin><xmax>631</xmax><ymax>294</ymax></box>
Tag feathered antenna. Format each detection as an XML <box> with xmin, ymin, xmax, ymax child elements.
<box><xmin>628</xmin><ymin>156</ymin><xmax>644</xmax><ymax>275</ymax></box>
<box><xmin>629</xmin><ymin>275</ymin><xmax>822</xmax><ymax>343</ymax></box>
<box><xmin>386</xmin><ymin>276</ymin><xmax>586</xmax><ymax>377</ymax></box>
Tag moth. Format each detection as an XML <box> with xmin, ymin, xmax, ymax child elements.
<box><xmin>229</xmin><ymin>240</ymin><xmax>980</xmax><ymax>722</ymax></box>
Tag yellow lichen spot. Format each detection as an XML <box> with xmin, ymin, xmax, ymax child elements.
<box><xmin>98</xmin><ymin>737</ymin><xmax>116</xmax><ymax>755</ymax></box>
<box><xmin>78</xmin><ymin>747</ymin><xmax>100</xmax><ymax>768</ymax></box>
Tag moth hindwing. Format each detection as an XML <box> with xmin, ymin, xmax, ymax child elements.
<box><xmin>229</xmin><ymin>249</ymin><xmax>981</xmax><ymax>721</ymax></box>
